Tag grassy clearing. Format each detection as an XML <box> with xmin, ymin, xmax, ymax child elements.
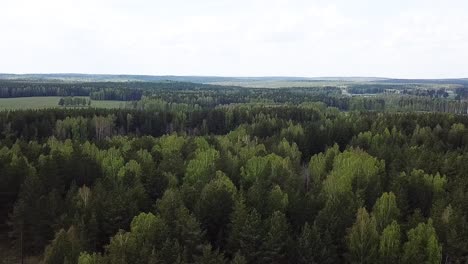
<box><xmin>0</xmin><ymin>97</ymin><xmax>126</xmax><ymax>110</ymax></box>
<box><xmin>0</xmin><ymin>97</ymin><xmax>62</xmax><ymax>110</ymax></box>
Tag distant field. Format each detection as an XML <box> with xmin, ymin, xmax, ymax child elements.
<box><xmin>0</xmin><ymin>97</ymin><xmax>126</xmax><ymax>110</ymax></box>
<box><xmin>207</xmin><ymin>81</ymin><xmax>344</xmax><ymax>88</ymax></box>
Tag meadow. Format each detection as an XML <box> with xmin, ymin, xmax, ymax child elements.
<box><xmin>0</xmin><ymin>97</ymin><xmax>126</xmax><ymax>110</ymax></box>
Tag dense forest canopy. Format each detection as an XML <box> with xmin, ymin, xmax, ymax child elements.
<box><xmin>0</xmin><ymin>78</ymin><xmax>468</xmax><ymax>263</ymax></box>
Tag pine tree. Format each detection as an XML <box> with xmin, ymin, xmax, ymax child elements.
<box><xmin>261</xmin><ymin>211</ymin><xmax>291</xmax><ymax>263</ymax></box>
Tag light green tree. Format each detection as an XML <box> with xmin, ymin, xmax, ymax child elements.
<box><xmin>378</xmin><ymin>221</ymin><xmax>401</xmax><ymax>264</ymax></box>
<box><xmin>346</xmin><ymin>207</ymin><xmax>379</xmax><ymax>264</ymax></box>
<box><xmin>184</xmin><ymin>148</ymin><xmax>219</xmax><ymax>185</ymax></box>
<box><xmin>43</xmin><ymin>226</ymin><xmax>82</xmax><ymax>264</ymax></box>
<box><xmin>402</xmin><ymin>219</ymin><xmax>442</xmax><ymax>264</ymax></box>
<box><xmin>78</xmin><ymin>252</ymin><xmax>103</xmax><ymax>264</ymax></box>
<box><xmin>372</xmin><ymin>192</ymin><xmax>400</xmax><ymax>231</ymax></box>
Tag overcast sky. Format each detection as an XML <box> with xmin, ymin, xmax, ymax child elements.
<box><xmin>1</xmin><ymin>0</ymin><xmax>467</xmax><ymax>78</ymax></box>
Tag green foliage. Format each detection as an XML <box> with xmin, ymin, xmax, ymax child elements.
<box><xmin>296</xmin><ymin>222</ymin><xmax>337</xmax><ymax>264</ymax></box>
<box><xmin>197</xmin><ymin>171</ymin><xmax>237</xmax><ymax>247</ymax></box>
<box><xmin>104</xmin><ymin>212</ymin><xmax>168</xmax><ymax>264</ymax></box>
<box><xmin>402</xmin><ymin>219</ymin><xmax>442</xmax><ymax>264</ymax></box>
<box><xmin>395</xmin><ymin>169</ymin><xmax>447</xmax><ymax>216</ymax></box>
<box><xmin>193</xmin><ymin>244</ymin><xmax>227</xmax><ymax>264</ymax></box>
<box><xmin>296</xmin><ymin>223</ymin><xmax>319</xmax><ymax>264</ymax></box>
<box><xmin>184</xmin><ymin>147</ymin><xmax>220</xmax><ymax>186</ymax></box>
<box><xmin>227</xmin><ymin>197</ymin><xmax>264</xmax><ymax>262</ymax></box>
<box><xmin>261</xmin><ymin>211</ymin><xmax>291</xmax><ymax>263</ymax></box>
<box><xmin>55</xmin><ymin>116</ymin><xmax>89</xmax><ymax>141</ymax></box>
<box><xmin>276</xmin><ymin>138</ymin><xmax>301</xmax><ymax>164</ymax></box>
<box><xmin>308</xmin><ymin>144</ymin><xmax>339</xmax><ymax>190</ymax></box>
<box><xmin>153</xmin><ymin>134</ymin><xmax>186</xmax><ymax>176</ymax></box>
<box><xmin>372</xmin><ymin>192</ymin><xmax>400</xmax><ymax>231</ymax></box>
<box><xmin>155</xmin><ymin>189</ymin><xmax>205</xmax><ymax>261</ymax></box>
<box><xmin>43</xmin><ymin>227</ymin><xmax>82</xmax><ymax>264</ymax></box>
<box><xmin>100</xmin><ymin>147</ymin><xmax>125</xmax><ymax>179</ymax></box>
<box><xmin>78</xmin><ymin>252</ymin><xmax>103</xmax><ymax>264</ymax></box>
<box><xmin>267</xmin><ymin>185</ymin><xmax>289</xmax><ymax>214</ymax></box>
<box><xmin>432</xmin><ymin>204</ymin><xmax>468</xmax><ymax>261</ymax></box>
<box><xmin>2</xmin><ymin>87</ymin><xmax>468</xmax><ymax>263</ymax></box>
<box><xmin>378</xmin><ymin>221</ymin><xmax>401</xmax><ymax>264</ymax></box>
<box><xmin>323</xmin><ymin>149</ymin><xmax>384</xmax><ymax>208</ymax></box>
<box><xmin>240</xmin><ymin>156</ymin><xmax>269</xmax><ymax>187</ymax></box>
<box><xmin>346</xmin><ymin>208</ymin><xmax>379</xmax><ymax>264</ymax></box>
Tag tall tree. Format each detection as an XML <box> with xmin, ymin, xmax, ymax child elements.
<box><xmin>346</xmin><ymin>208</ymin><xmax>379</xmax><ymax>264</ymax></box>
<box><xmin>378</xmin><ymin>221</ymin><xmax>401</xmax><ymax>264</ymax></box>
<box><xmin>196</xmin><ymin>171</ymin><xmax>237</xmax><ymax>248</ymax></box>
<box><xmin>261</xmin><ymin>211</ymin><xmax>291</xmax><ymax>264</ymax></box>
<box><xmin>372</xmin><ymin>192</ymin><xmax>400</xmax><ymax>231</ymax></box>
<box><xmin>402</xmin><ymin>219</ymin><xmax>442</xmax><ymax>264</ymax></box>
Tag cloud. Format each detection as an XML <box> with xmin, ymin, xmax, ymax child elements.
<box><xmin>0</xmin><ymin>0</ymin><xmax>467</xmax><ymax>77</ymax></box>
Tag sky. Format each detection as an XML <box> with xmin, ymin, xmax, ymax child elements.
<box><xmin>1</xmin><ymin>0</ymin><xmax>467</xmax><ymax>78</ymax></box>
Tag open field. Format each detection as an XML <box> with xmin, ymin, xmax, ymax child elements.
<box><xmin>0</xmin><ymin>97</ymin><xmax>126</xmax><ymax>110</ymax></box>
<box><xmin>90</xmin><ymin>100</ymin><xmax>129</xmax><ymax>109</ymax></box>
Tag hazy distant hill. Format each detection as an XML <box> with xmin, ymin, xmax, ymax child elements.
<box><xmin>375</xmin><ymin>78</ymin><xmax>468</xmax><ymax>85</ymax></box>
<box><xmin>0</xmin><ymin>73</ymin><xmax>467</xmax><ymax>87</ymax></box>
<box><xmin>0</xmin><ymin>73</ymin><xmax>390</xmax><ymax>83</ymax></box>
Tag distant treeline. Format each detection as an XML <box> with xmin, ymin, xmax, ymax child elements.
<box><xmin>0</xmin><ymin>80</ymin><xmax>245</xmax><ymax>101</ymax></box>
<box><xmin>1</xmin><ymin>80</ymin><xmax>468</xmax><ymax>115</ymax></box>
<box><xmin>347</xmin><ymin>84</ymin><xmax>413</xmax><ymax>94</ymax></box>
<box><xmin>347</xmin><ymin>84</ymin><xmax>453</xmax><ymax>99</ymax></box>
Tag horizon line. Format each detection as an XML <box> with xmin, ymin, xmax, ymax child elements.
<box><xmin>1</xmin><ymin>72</ymin><xmax>467</xmax><ymax>80</ymax></box>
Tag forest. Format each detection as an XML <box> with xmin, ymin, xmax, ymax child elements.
<box><xmin>1</xmin><ymin>78</ymin><xmax>468</xmax><ymax>264</ymax></box>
